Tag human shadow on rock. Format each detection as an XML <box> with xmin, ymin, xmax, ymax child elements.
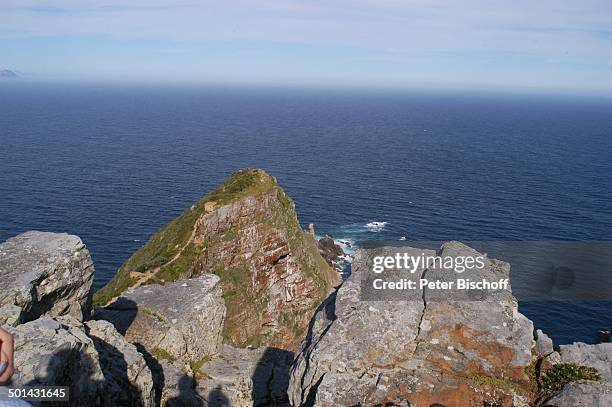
<box><xmin>251</xmin><ymin>347</ymin><xmax>295</xmax><ymax>406</ymax></box>
<box><xmin>165</xmin><ymin>375</ymin><xmax>206</xmax><ymax>407</ymax></box>
<box><xmin>207</xmin><ymin>385</ymin><xmax>230</xmax><ymax>407</ymax></box>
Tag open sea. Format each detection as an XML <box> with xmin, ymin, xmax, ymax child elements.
<box><xmin>1</xmin><ymin>83</ymin><xmax>611</xmax><ymax>345</ymax></box>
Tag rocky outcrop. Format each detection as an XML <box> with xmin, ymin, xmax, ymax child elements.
<box><xmin>85</xmin><ymin>320</ymin><xmax>156</xmax><ymax>407</ymax></box>
<box><xmin>535</xmin><ymin>329</ymin><xmax>554</xmax><ymax>357</ymax></box>
<box><xmin>0</xmin><ymin>231</ymin><xmax>95</xmax><ymax>323</ymax></box>
<box><xmin>95</xmin><ymin>275</ymin><xmax>225</xmax><ymax>364</ymax></box>
<box><xmin>95</xmin><ymin>272</ymin><xmax>296</xmax><ymax>406</ymax></box>
<box><xmin>0</xmin><ymin>232</ymin><xmax>155</xmax><ymax>407</ymax></box>
<box><xmin>545</xmin><ymin>342</ymin><xmax>612</xmax><ymax>406</ymax></box>
<box><xmin>96</xmin><ymin>169</ymin><xmax>339</xmax><ymax>350</ymax></box>
<box><xmin>317</xmin><ymin>235</ymin><xmax>345</xmax><ymax>269</ymax></box>
<box><xmin>195</xmin><ymin>345</ymin><xmax>293</xmax><ymax>407</ymax></box>
<box><xmin>7</xmin><ymin>315</ymin><xmax>155</xmax><ymax>407</ymax></box>
<box><xmin>4</xmin><ymin>191</ymin><xmax>610</xmax><ymax>406</ymax></box>
<box><xmin>546</xmin><ymin>382</ymin><xmax>610</xmax><ymax>406</ymax></box>
<box><xmin>556</xmin><ymin>343</ymin><xmax>612</xmax><ymax>382</ymax></box>
<box><xmin>7</xmin><ymin>316</ymin><xmax>105</xmax><ymax>406</ymax></box>
<box><xmin>289</xmin><ymin>242</ymin><xmax>536</xmax><ymax>406</ymax></box>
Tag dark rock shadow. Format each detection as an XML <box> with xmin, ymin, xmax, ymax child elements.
<box><xmin>135</xmin><ymin>344</ymin><xmax>165</xmax><ymax>406</ymax></box>
<box><xmin>300</xmin><ymin>290</ymin><xmax>337</xmax><ymax>355</ymax></box>
<box><xmin>290</xmin><ymin>289</ymin><xmax>338</xmax><ymax>407</ymax></box>
<box><xmin>251</xmin><ymin>347</ymin><xmax>294</xmax><ymax>406</ymax></box>
<box><xmin>165</xmin><ymin>375</ymin><xmax>205</xmax><ymax>407</ymax></box>
<box><xmin>93</xmin><ymin>297</ymin><xmax>139</xmax><ymax>336</ymax></box>
<box><xmin>94</xmin><ymin>299</ymin><xmax>166</xmax><ymax>404</ymax></box>
<box><xmin>23</xmin><ymin>344</ymin><xmax>141</xmax><ymax>407</ymax></box>
<box><xmin>17</xmin><ymin>298</ymin><xmax>153</xmax><ymax>406</ymax></box>
<box><xmin>87</xmin><ymin>333</ymin><xmax>146</xmax><ymax>406</ymax></box>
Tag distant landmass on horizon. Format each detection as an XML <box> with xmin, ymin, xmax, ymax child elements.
<box><xmin>0</xmin><ymin>69</ymin><xmax>18</xmax><ymax>78</ymax></box>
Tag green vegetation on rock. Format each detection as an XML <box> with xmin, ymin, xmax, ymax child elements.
<box><xmin>271</xmin><ymin>187</ymin><xmax>329</xmax><ymax>299</ymax></box>
<box><xmin>526</xmin><ymin>359</ymin><xmax>602</xmax><ymax>405</ymax></box>
<box><xmin>94</xmin><ymin>168</ymin><xmax>333</xmax><ymax>350</ymax></box>
<box><xmin>470</xmin><ymin>374</ymin><xmax>519</xmax><ymax>393</ymax></box>
<box><xmin>541</xmin><ymin>363</ymin><xmax>601</xmax><ymax>393</ymax></box>
<box><xmin>94</xmin><ymin>169</ymin><xmax>279</xmax><ymax>305</ymax></box>
<box><xmin>93</xmin><ymin>270</ymin><xmax>134</xmax><ymax>307</ymax></box>
<box><xmin>140</xmin><ymin>306</ymin><xmax>166</xmax><ymax>323</ymax></box>
<box><xmin>190</xmin><ymin>356</ymin><xmax>212</xmax><ymax>382</ymax></box>
<box><xmin>152</xmin><ymin>347</ymin><xmax>176</xmax><ymax>363</ymax></box>
<box><xmin>215</xmin><ymin>264</ymin><xmax>271</xmax><ymax>347</ymax></box>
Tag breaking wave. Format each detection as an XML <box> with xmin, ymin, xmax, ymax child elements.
<box><xmin>365</xmin><ymin>221</ymin><xmax>388</xmax><ymax>232</ymax></box>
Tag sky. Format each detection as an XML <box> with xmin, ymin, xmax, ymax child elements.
<box><xmin>1</xmin><ymin>0</ymin><xmax>612</xmax><ymax>93</ymax></box>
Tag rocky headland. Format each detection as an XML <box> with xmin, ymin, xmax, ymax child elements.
<box><xmin>95</xmin><ymin>169</ymin><xmax>340</xmax><ymax>351</ymax></box>
<box><xmin>1</xmin><ymin>169</ymin><xmax>610</xmax><ymax>406</ymax></box>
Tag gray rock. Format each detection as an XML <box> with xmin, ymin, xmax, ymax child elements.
<box><xmin>0</xmin><ymin>231</ymin><xmax>94</xmax><ymax>323</ymax></box>
<box><xmin>8</xmin><ymin>315</ymin><xmax>157</xmax><ymax>407</ymax></box>
<box><xmin>160</xmin><ymin>359</ymin><xmax>204</xmax><ymax>407</ymax></box>
<box><xmin>557</xmin><ymin>342</ymin><xmax>612</xmax><ymax>382</ymax></box>
<box><xmin>546</xmin><ymin>342</ymin><xmax>612</xmax><ymax>406</ymax></box>
<box><xmin>86</xmin><ymin>320</ymin><xmax>155</xmax><ymax>407</ymax></box>
<box><xmin>546</xmin><ymin>381</ymin><xmax>612</xmax><ymax>406</ymax></box>
<box><xmin>0</xmin><ymin>304</ymin><xmax>22</xmax><ymax>326</ymax></box>
<box><xmin>536</xmin><ymin>329</ymin><xmax>554</xmax><ymax>356</ymax></box>
<box><xmin>195</xmin><ymin>345</ymin><xmax>293</xmax><ymax>407</ymax></box>
<box><xmin>7</xmin><ymin>316</ymin><xmax>106</xmax><ymax>406</ymax></box>
<box><xmin>546</xmin><ymin>350</ymin><xmax>562</xmax><ymax>364</ymax></box>
<box><xmin>95</xmin><ymin>275</ymin><xmax>225</xmax><ymax>364</ymax></box>
<box><xmin>289</xmin><ymin>242</ymin><xmax>536</xmax><ymax>406</ymax></box>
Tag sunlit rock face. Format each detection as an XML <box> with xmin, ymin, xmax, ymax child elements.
<box><xmin>0</xmin><ymin>231</ymin><xmax>95</xmax><ymax>324</ymax></box>
<box><xmin>289</xmin><ymin>242</ymin><xmax>536</xmax><ymax>407</ymax></box>
<box><xmin>95</xmin><ymin>275</ymin><xmax>226</xmax><ymax>364</ymax></box>
<box><xmin>97</xmin><ymin>168</ymin><xmax>339</xmax><ymax>351</ymax></box>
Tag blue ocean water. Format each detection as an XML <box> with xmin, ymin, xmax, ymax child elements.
<box><xmin>1</xmin><ymin>83</ymin><xmax>611</xmax><ymax>345</ymax></box>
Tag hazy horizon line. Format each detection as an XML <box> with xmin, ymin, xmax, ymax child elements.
<box><xmin>3</xmin><ymin>75</ymin><xmax>612</xmax><ymax>100</ymax></box>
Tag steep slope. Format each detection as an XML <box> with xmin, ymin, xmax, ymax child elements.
<box><xmin>95</xmin><ymin>168</ymin><xmax>338</xmax><ymax>350</ymax></box>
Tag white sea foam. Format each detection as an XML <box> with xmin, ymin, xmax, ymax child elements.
<box><xmin>365</xmin><ymin>221</ymin><xmax>388</xmax><ymax>232</ymax></box>
<box><xmin>337</xmin><ymin>237</ymin><xmax>355</xmax><ymax>247</ymax></box>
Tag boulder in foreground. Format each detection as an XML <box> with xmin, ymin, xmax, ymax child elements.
<box><xmin>7</xmin><ymin>315</ymin><xmax>154</xmax><ymax>406</ymax></box>
<box><xmin>0</xmin><ymin>231</ymin><xmax>95</xmax><ymax>324</ymax></box>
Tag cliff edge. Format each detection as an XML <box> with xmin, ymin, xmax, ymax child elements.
<box><xmin>288</xmin><ymin>242</ymin><xmax>610</xmax><ymax>406</ymax></box>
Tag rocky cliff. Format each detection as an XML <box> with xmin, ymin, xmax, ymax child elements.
<box><xmin>2</xmin><ymin>190</ymin><xmax>611</xmax><ymax>406</ymax></box>
<box><xmin>96</xmin><ymin>169</ymin><xmax>339</xmax><ymax>350</ymax></box>
<box><xmin>288</xmin><ymin>242</ymin><xmax>610</xmax><ymax>407</ymax></box>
